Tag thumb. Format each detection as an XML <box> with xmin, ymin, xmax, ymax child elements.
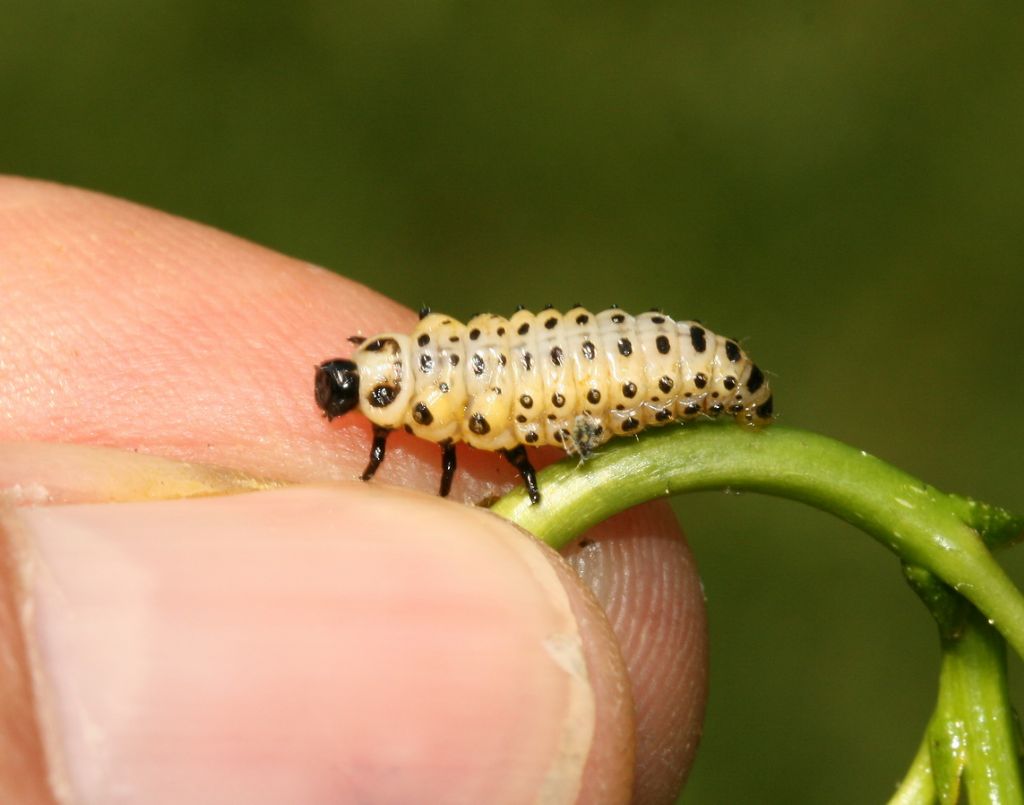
<box><xmin>1</xmin><ymin>484</ymin><xmax>633</xmax><ymax>804</ymax></box>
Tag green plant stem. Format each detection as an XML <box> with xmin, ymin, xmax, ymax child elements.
<box><xmin>490</xmin><ymin>424</ymin><xmax>1024</xmax><ymax>660</ymax></box>
<box><xmin>898</xmin><ymin>566</ymin><xmax>1024</xmax><ymax>804</ymax></box>
<box><xmin>888</xmin><ymin>733</ymin><xmax>934</xmax><ymax>805</ymax></box>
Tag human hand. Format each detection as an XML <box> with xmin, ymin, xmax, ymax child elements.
<box><xmin>0</xmin><ymin>177</ymin><xmax>707</xmax><ymax>803</ymax></box>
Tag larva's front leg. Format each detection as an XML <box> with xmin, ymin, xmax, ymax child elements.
<box><xmin>361</xmin><ymin>425</ymin><xmax>391</xmax><ymax>482</ymax></box>
<box><xmin>500</xmin><ymin>446</ymin><xmax>541</xmax><ymax>505</ymax></box>
<box><xmin>439</xmin><ymin>439</ymin><xmax>456</xmax><ymax>497</ymax></box>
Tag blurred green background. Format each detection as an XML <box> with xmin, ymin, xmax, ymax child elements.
<box><xmin>4</xmin><ymin>2</ymin><xmax>1023</xmax><ymax>801</ymax></box>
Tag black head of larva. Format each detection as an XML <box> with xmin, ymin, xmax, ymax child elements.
<box><xmin>315</xmin><ymin>359</ymin><xmax>360</xmax><ymax>420</ymax></box>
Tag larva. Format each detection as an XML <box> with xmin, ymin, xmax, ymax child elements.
<box><xmin>315</xmin><ymin>305</ymin><xmax>773</xmax><ymax>504</ymax></box>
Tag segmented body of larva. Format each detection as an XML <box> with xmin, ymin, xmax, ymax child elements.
<box><xmin>315</xmin><ymin>305</ymin><xmax>773</xmax><ymax>504</ymax></box>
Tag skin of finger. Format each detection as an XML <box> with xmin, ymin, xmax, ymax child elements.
<box><xmin>4</xmin><ymin>484</ymin><xmax>634</xmax><ymax>804</ymax></box>
<box><xmin>564</xmin><ymin>501</ymin><xmax>709</xmax><ymax>804</ymax></box>
<box><xmin>0</xmin><ymin>523</ymin><xmax>55</xmax><ymax>805</ymax></box>
<box><xmin>0</xmin><ymin>176</ymin><xmax>709</xmax><ymax>795</ymax></box>
<box><xmin>0</xmin><ymin>445</ymin><xmax>709</xmax><ymax>805</ymax></box>
<box><xmin>0</xmin><ymin>175</ymin><xmax>522</xmax><ymax>502</ymax></box>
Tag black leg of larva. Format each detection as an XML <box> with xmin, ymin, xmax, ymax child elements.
<box><xmin>439</xmin><ymin>439</ymin><xmax>456</xmax><ymax>497</ymax></box>
<box><xmin>361</xmin><ymin>425</ymin><xmax>391</xmax><ymax>481</ymax></box>
<box><xmin>500</xmin><ymin>446</ymin><xmax>541</xmax><ymax>505</ymax></box>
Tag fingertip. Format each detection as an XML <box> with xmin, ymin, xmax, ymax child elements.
<box><xmin>0</xmin><ymin>180</ymin><xmax>550</xmax><ymax>504</ymax></box>
<box><xmin>563</xmin><ymin>501</ymin><xmax>709</xmax><ymax>802</ymax></box>
<box><xmin>7</xmin><ymin>484</ymin><xmax>635</xmax><ymax>803</ymax></box>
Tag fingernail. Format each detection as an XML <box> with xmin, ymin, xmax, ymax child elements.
<box><xmin>10</xmin><ymin>485</ymin><xmax>597</xmax><ymax>803</ymax></box>
<box><xmin>0</xmin><ymin>442</ymin><xmax>279</xmax><ymax>506</ymax></box>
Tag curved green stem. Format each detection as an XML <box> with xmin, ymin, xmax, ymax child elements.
<box><xmin>490</xmin><ymin>424</ymin><xmax>1024</xmax><ymax>660</ymax></box>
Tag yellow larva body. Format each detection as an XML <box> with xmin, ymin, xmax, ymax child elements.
<box><xmin>356</xmin><ymin>307</ymin><xmax>772</xmax><ymax>446</ymax></box>
<box><xmin>315</xmin><ymin>305</ymin><xmax>773</xmax><ymax>503</ymax></box>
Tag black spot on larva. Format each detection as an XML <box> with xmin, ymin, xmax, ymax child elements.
<box><xmin>417</xmin><ymin>333</ymin><xmax>430</xmax><ymax>347</ymax></box>
<box><xmin>550</xmin><ymin>347</ymin><xmax>564</xmax><ymax>366</ymax></box>
<box><xmin>690</xmin><ymin>326</ymin><xmax>707</xmax><ymax>353</ymax></box>
<box><xmin>710</xmin><ymin>402</ymin><xmax>724</xmax><ymax>415</ymax></box>
<box><xmin>582</xmin><ymin>341</ymin><xmax>596</xmax><ymax>360</ymax></box>
<box><xmin>552</xmin><ymin>393</ymin><xmax>566</xmax><ymax>408</ymax></box>
<box><xmin>746</xmin><ymin>364</ymin><xmax>765</xmax><ymax>393</ymax></box>
<box><xmin>659</xmin><ymin>376</ymin><xmax>674</xmax><ymax>393</ymax></box>
<box><xmin>694</xmin><ymin>373</ymin><xmax>708</xmax><ymax>389</ymax></box>
<box><xmin>419</xmin><ymin>306</ymin><xmax>431</xmax><ymax>320</ymax></box>
<box><xmin>553</xmin><ymin>430</ymin><xmax>564</xmax><ymax>443</ymax></box>
<box><xmin>469</xmin><ymin>328</ymin><xmax>481</xmax><ymax>341</ymax></box>
<box><xmin>545</xmin><ymin>317</ymin><xmax>558</xmax><ymax>329</ymax></box>
<box><xmin>612</xmin><ymin>313</ymin><xmax>625</xmax><ymax>324</ymax></box>
<box><xmin>652</xmin><ymin>315</ymin><xmax>665</xmax><ymax>324</ymax></box>
<box><xmin>525</xmin><ymin>431</ymin><xmax>539</xmax><ymax>443</ymax></box>
<box><xmin>519</xmin><ymin>394</ymin><xmax>533</xmax><ymax>409</ymax></box>
<box><xmin>725</xmin><ymin>340</ymin><xmax>741</xmax><ymax>362</ymax></box>
<box><xmin>516</xmin><ymin>414</ymin><xmax>527</xmax><ymax>423</ymax></box>
<box><xmin>618</xmin><ymin>338</ymin><xmax>633</xmax><ymax>356</ymax></box>
<box><xmin>579</xmin><ymin>538</ymin><xmax>594</xmax><ymax>548</ymax></box>
<box><xmin>576</xmin><ymin>314</ymin><xmax>589</xmax><ymax>325</ymax></box>
<box><xmin>439</xmin><ymin>382</ymin><xmax>450</xmax><ymax>393</ymax></box>
<box><xmin>757</xmin><ymin>396</ymin><xmax>774</xmax><ymax>418</ymax></box>
<box><xmin>548</xmin><ymin>414</ymin><xmax>557</xmax><ymax>421</ymax></box>
<box><xmin>403</xmin><ymin>424</ymin><xmax>413</xmax><ymax>434</ymax></box>
<box><xmin>469</xmin><ymin>413</ymin><xmax>490</xmax><ymax>435</ymax></box>
<box><xmin>656</xmin><ymin>409</ymin><xmax>672</xmax><ymax>421</ymax></box>
<box><xmin>651</xmin><ymin>396</ymin><xmax>660</xmax><ymax>402</ymax></box>
<box><xmin>656</xmin><ymin>335</ymin><xmax>671</xmax><ymax>354</ymax></box>
<box><xmin>492</xmin><ymin>386</ymin><xmax>502</xmax><ymax>395</ymax></box>
<box><xmin>419</xmin><ymin>353</ymin><xmax>433</xmax><ymax>372</ymax></box>
<box><xmin>449</xmin><ymin>335</ymin><xmax>460</xmax><ymax>343</ymax></box>
<box><xmin>587</xmin><ymin>389</ymin><xmax>601</xmax><ymax>404</ymax></box>
<box><xmin>472</xmin><ymin>353</ymin><xmax>485</xmax><ymax>375</ymax></box>
<box><xmin>615</xmin><ymin>404</ymin><xmax>625</xmax><ymax>411</ymax></box>
<box><xmin>517</xmin><ymin>322</ymin><xmax>530</xmax><ymax>335</ymax></box>
<box><xmin>711</xmin><ymin>392</ymin><xmax>719</xmax><ymax>398</ymax></box>
<box><xmin>497</xmin><ymin>327</ymin><xmax>505</xmax><ymax>336</ymax></box>
<box><xmin>684</xmin><ymin>402</ymin><xmax>700</xmax><ymax>415</ymax></box>
<box><xmin>365</xmin><ymin>339</ymin><xmax>387</xmax><ymax>352</ymax></box>
<box><xmin>724</xmin><ymin>376</ymin><xmax>737</xmax><ymax>390</ymax></box>
<box><xmin>523</xmin><ymin>352</ymin><xmax>534</xmax><ymax>370</ymax></box>
<box><xmin>729</xmin><ymin>403</ymin><xmax>744</xmax><ymax>413</ymax></box>
<box><xmin>622</xmin><ymin>417</ymin><xmax>639</xmax><ymax>432</ymax></box>
<box><xmin>412</xmin><ymin>403</ymin><xmax>433</xmax><ymax>425</ymax></box>
<box><xmin>369</xmin><ymin>384</ymin><xmax>398</xmax><ymax>407</ymax></box>
<box><xmin>622</xmin><ymin>382</ymin><xmax>637</xmax><ymax>399</ymax></box>
<box><xmin>449</xmin><ymin>353</ymin><xmax>460</xmax><ymax>367</ymax></box>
